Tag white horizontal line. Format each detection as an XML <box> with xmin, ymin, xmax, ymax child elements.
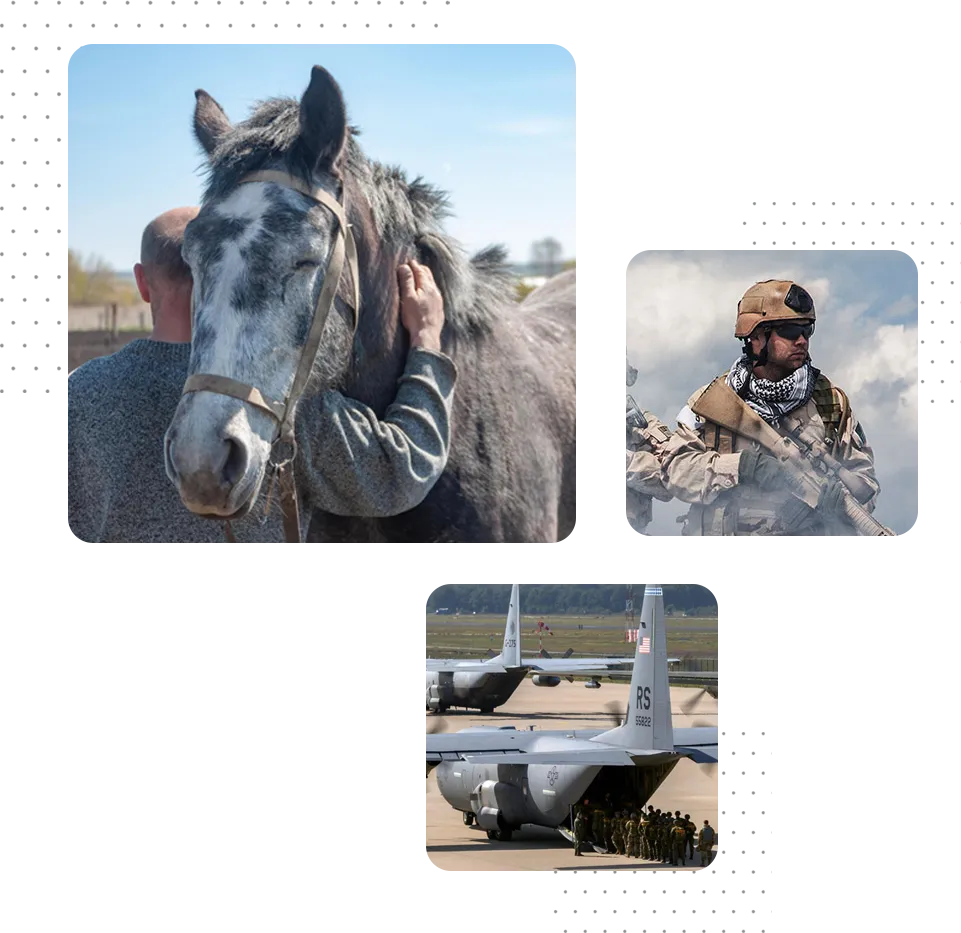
<box><xmin>774</xmin><ymin>828</ymin><xmax>961</xmax><ymax>841</ymax></box>
<box><xmin>776</xmin><ymin>752</ymin><xmax>961</xmax><ymax>761</ymax></box>
<box><xmin>775</xmin><ymin>784</ymin><xmax>961</xmax><ymax>801</ymax></box>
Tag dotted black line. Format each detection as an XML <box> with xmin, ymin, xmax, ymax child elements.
<box><xmin>751</xmin><ymin>198</ymin><xmax>961</xmax><ymax>210</ymax></box>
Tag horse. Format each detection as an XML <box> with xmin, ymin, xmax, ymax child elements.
<box><xmin>164</xmin><ymin>66</ymin><xmax>575</xmax><ymax>542</ymax></box>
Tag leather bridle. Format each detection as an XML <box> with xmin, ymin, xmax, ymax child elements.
<box><xmin>180</xmin><ymin>169</ymin><xmax>361</xmax><ymax>542</ymax></box>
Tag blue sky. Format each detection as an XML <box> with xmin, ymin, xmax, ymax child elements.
<box><xmin>68</xmin><ymin>45</ymin><xmax>574</xmax><ymax>271</ymax></box>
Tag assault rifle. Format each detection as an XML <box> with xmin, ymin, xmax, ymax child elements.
<box><xmin>690</xmin><ymin>378</ymin><xmax>895</xmax><ymax>536</ymax></box>
<box><xmin>626</xmin><ymin>394</ymin><xmax>648</xmax><ymax>431</ymax></box>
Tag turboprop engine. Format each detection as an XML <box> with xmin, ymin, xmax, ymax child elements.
<box><xmin>531</xmin><ymin>674</ymin><xmax>561</xmax><ymax>687</ymax></box>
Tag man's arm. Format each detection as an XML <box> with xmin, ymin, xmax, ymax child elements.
<box><xmin>295</xmin><ymin>349</ymin><xmax>455</xmax><ymax>517</ymax></box>
<box><xmin>293</xmin><ymin>261</ymin><xmax>457</xmax><ymax>518</ymax></box>
<box><xmin>835</xmin><ymin>408</ymin><xmax>880</xmax><ymax>510</ymax></box>
<box><xmin>657</xmin><ymin>402</ymin><xmax>742</xmax><ymax>505</ymax></box>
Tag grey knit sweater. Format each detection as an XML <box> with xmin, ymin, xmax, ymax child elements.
<box><xmin>68</xmin><ymin>340</ymin><xmax>457</xmax><ymax>542</ymax></box>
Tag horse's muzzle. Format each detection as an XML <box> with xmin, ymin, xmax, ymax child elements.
<box><xmin>165</xmin><ymin>425</ymin><xmax>256</xmax><ymax>517</ymax></box>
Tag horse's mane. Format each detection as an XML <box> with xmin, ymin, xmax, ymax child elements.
<box><xmin>200</xmin><ymin>96</ymin><xmax>515</xmax><ymax>336</ymax></box>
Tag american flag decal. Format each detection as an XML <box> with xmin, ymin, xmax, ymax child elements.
<box><xmin>644</xmin><ymin>586</ymin><xmax>663</xmax><ymax>596</ymax></box>
<box><xmin>637</xmin><ymin>636</ymin><xmax>651</xmax><ymax>654</ymax></box>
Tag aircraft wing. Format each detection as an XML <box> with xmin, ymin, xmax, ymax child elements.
<box><xmin>442</xmin><ymin>749</ymin><xmax>643</xmax><ymax>766</ymax></box>
<box><xmin>428</xmin><ymin>731</ymin><xmax>688</xmax><ymax>768</ymax></box>
<box><xmin>425</xmin><ymin>662</ymin><xmax>513</xmax><ymax>674</ymax></box>
<box><xmin>675</xmin><ymin>745</ymin><xmax>718</xmax><ymax>764</ymax></box>
<box><xmin>524</xmin><ymin>656</ymin><xmax>635</xmax><ymax>675</ymax></box>
<box><xmin>673</xmin><ymin>725</ymin><xmax>719</xmax><ymax>764</ymax></box>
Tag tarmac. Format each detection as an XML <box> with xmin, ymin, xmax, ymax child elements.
<box><xmin>426</xmin><ymin>680</ymin><xmax>718</xmax><ymax>871</ymax></box>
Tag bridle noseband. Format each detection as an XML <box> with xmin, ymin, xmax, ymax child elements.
<box><xmin>180</xmin><ymin>169</ymin><xmax>361</xmax><ymax>542</ymax></box>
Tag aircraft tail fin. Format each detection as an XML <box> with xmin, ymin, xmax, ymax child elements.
<box><xmin>501</xmin><ymin>584</ymin><xmax>521</xmax><ymax>668</ymax></box>
<box><xmin>593</xmin><ymin>585</ymin><xmax>673</xmax><ymax>751</ymax></box>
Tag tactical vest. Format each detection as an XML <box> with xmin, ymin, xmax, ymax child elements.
<box><xmin>701</xmin><ymin>373</ymin><xmax>850</xmax><ymax>453</ymax></box>
<box><xmin>685</xmin><ymin>374</ymin><xmax>851</xmax><ymax>536</ymax></box>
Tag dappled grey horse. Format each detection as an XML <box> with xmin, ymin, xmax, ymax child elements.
<box><xmin>164</xmin><ymin>66</ymin><xmax>575</xmax><ymax>542</ymax></box>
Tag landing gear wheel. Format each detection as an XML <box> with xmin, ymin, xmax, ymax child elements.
<box><xmin>463</xmin><ymin>811</ymin><xmax>474</xmax><ymax>826</ymax></box>
<box><xmin>486</xmin><ymin>828</ymin><xmax>513</xmax><ymax>842</ymax></box>
<box><xmin>479</xmin><ymin>705</ymin><xmax>494</xmax><ymax>715</ymax></box>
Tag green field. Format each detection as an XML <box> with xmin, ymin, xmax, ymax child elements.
<box><xmin>426</xmin><ymin>613</ymin><xmax>717</xmax><ymax>660</ymax></box>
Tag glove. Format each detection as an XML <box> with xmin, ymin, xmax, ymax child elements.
<box><xmin>817</xmin><ymin>478</ymin><xmax>847</xmax><ymax>515</ymax></box>
<box><xmin>737</xmin><ymin>447</ymin><xmax>788</xmax><ymax>492</ymax></box>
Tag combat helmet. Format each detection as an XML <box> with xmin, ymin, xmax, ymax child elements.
<box><xmin>735</xmin><ymin>280</ymin><xmax>816</xmax><ymax>339</ymax></box>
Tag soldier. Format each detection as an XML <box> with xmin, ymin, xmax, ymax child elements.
<box><xmin>671</xmin><ymin>815</ymin><xmax>688</xmax><ymax>866</ymax></box>
<box><xmin>659</xmin><ymin>813</ymin><xmax>671</xmax><ymax>864</ymax></box>
<box><xmin>625</xmin><ymin>812</ymin><xmax>638</xmax><ymax>859</ymax></box>
<box><xmin>637</xmin><ymin>809</ymin><xmax>648</xmax><ymax>859</ymax></box>
<box><xmin>614</xmin><ymin>810</ymin><xmax>626</xmax><ymax>855</ymax></box>
<box><xmin>573</xmin><ymin>800</ymin><xmax>589</xmax><ymax>857</ymax></box>
<box><xmin>604</xmin><ymin>809</ymin><xmax>616</xmax><ymax>853</ymax></box>
<box><xmin>626</xmin><ymin>357</ymin><xmax>673</xmax><ymax>533</ymax></box>
<box><xmin>684</xmin><ymin>813</ymin><xmax>696</xmax><ymax>861</ymax></box>
<box><xmin>592</xmin><ymin>806</ymin><xmax>606</xmax><ymax>852</ymax></box>
<box><xmin>697</xmin><ymin>819</ymin><xmax>716</xmax><ymax>867</ymax></box>
<box><xmin>658</xmin><ymin>280</ymin><xmax>881</xmax><ymax>535</ymax></box>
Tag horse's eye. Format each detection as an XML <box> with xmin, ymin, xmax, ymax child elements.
<box><xmin>295</xmin><ymin>259</ymin><xmax>318</xmax><ymax>271</ymax></box>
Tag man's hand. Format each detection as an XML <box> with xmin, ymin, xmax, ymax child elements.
<box><xmin>738</xmin><ymin>446</ymin><xmax>789</xmax><ymax>492</ymax></box>
<box><xmin>817</xmin><ymin>478</ymin><xmax>847</xmax><ymax>515</ymax></box>
<box><xmin>397</xmin><ymin>260</ymin><xmax>444</xmax><ymax>352</ymax></box>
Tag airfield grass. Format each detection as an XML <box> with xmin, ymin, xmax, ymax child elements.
<box><xmin>426</xmin><ymin>613</ymin><xmax>717</xmax><ymax>661</ymax></box>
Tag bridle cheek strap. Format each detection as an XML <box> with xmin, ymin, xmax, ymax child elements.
<box><xmin>180</xmin><ymin>169</ymin><xmax>361</xmax><ymax>543</ymax></box>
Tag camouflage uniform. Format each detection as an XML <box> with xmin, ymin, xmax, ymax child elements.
<box><xmin>626</xmin><ymin>414</ymin><xmax>673</xmax><ymax>534</ymax></box>
<box><xmin>659</xmin><ymin>280</ymin><xmax>880</xmax><ymax>536</ymax></box>
<box><xmin>592</xmin><ymin>809</ymin><xmax>606</xmax><ymax>850</ymax></box>
<box><xmin>625</xmin><ymin>814</ymin><xmax>638</xmax><ymax>858</ymax></box>
<box><xmin>697</xmin><ymin>821</ymin><xmax>716</xmax><ymax>867</ymax></box>
<box><xmin>611</xmin><ymin>812</ymin><xmax>624</xmax><ymax>856</ymax></box>
<box><xmin>684</xmin><ymin>815</ymin><xmax>696</xmax><ymax>860</ymax></box>
<box><xmin>573</xmin><ymin>806</ymin><xmax>588</xmax><ymax>857</ymax></box>
<box><xmin>671</xmin><ymin>818</ymin><xmax>688</xmax><ymax>865</ymax></box>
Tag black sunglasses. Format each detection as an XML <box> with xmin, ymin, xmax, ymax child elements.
<box><xmin>768</xmin><ymin>322</ymin><xmax>814</xmax><ymax>340</ymax></box>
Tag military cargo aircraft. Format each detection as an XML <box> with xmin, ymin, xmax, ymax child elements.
<box><xmin>426</xmin><ymin>584</ymin><xmax>638</xmax><ymax>713</ymax></box>
<box><xmin>426</xmin><ymin>585</ymin><xmax>718</xmax><ymax>842</ymax></box>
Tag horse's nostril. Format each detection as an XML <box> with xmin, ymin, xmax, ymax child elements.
<box><xmin>164</xmin><ymin>434</ymin><xmax>179</xmax><ymax>482</ymax></box>
<box><xmin>222</xmin><ymin>437</ymin><xmax>248</xmax><ymax>487</ymax></box>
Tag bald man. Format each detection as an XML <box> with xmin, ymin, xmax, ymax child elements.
<box><xmin>68</xmin><ymin>208</ymin><xmax>455</xmax><ymax>542</ymax></box>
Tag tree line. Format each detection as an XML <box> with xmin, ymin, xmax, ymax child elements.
<box><xmin>68</xmin><ymin>250</ymin><xmax>140</xmax><ymax>306</ymax></box>
<box><xmin>426</xmin><ymin>585</ymin><xmax>716</xmax><ymax>617</ymax></box>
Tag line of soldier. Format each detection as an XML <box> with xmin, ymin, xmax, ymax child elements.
<box><xmin>573</xmin><ymin>799</ymin><xmax>715</xmax><ymax>866</ymax></box>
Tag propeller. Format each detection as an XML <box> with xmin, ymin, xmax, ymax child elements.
<box><xmin>679</xmin><ymin>687</ymin><xmax>714</xmax><ymax>715</ymax></box>
<box><xmin>604</xmin><ymin>701</ymin><xmax>623</xmax><ymax>728</ymax></box>
<box><xmin>698</xmin><ymin>762</ymin><xmax>718</xmax><ymax>780</ymax></box>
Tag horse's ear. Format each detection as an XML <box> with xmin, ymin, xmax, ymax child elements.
<box><xmin>299</xmin><ymin>66</ymin><xmax>348</xmax><ymax>172</ymax></box>
<box><xmin>194</xmin><ymin>90</ymin><xmax>232</xmax><ymax>155</ymax></box>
